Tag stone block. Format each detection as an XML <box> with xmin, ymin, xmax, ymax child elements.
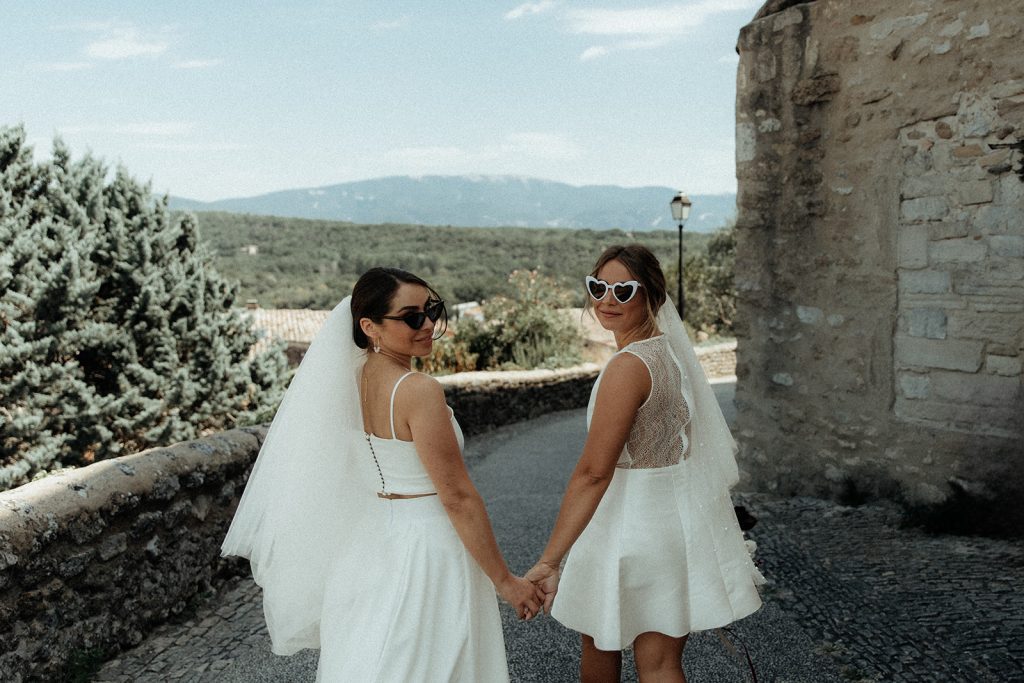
<box><xmin>956</xmin><ymin>181</ymin><xmax>995</xmax><ymax>205</ymax></box>
<box><xmin>899</xmin><ymin>270</ymin><xmax>951</xmax><ymax>294</ymax></box>
<box><xmin>869</xmin><ymin>13</ymin><xmax>928</xmax><ymax>40</ymax></box>
<box><xmin>991</xmin><ymin>79</ymin><xmax>1024</xmax><ymax>99</ymax></box>
<box><xmin>796</xmin><ymin>306</ymin><xmax>823</xmax><ymax>324</ymax></box>
<box><xmin>929</xmin><ymin>238</ymin><xmax>987</xmax><ymax>263</ymax></box>
<box><xmin>895</xmin><ymin>336</ymin><xmax>983</xmax><ymax>372</ymax></box>
<box><xmin>736</xmin><ymin>123</ymin><xmax>756</xmax><ymax>163</ymax></box>
<box><xmin>958</xmin><ymin>94</ymin><xmax>1000</xmax><ymax>137</ymax></box>
<box><xmin>986</xmin><ymin>355</ymin><xmax>1023</xmax><ymax>377</ymax></box>
<box><xmin>967</xmin><ymin>20</ymin><xmax>990</xmax><ymax>39</ymax></box>
<box><xmin>954</xmin><ymin>273</ymin><xmax>1024</xmax><ymax>299</ymax></box>
<box><xmin>928</xmin><ymin>221</ymin><xmax>970</xmax><ymax>240</ymax></box>
<box><xmin>901</xmin><ymin>196</ymin><xmax>948</xmax><ymax>222</ymax></box>
<box><xmin>975</xmin><ymin>204</ymin><xmax>1016</xmax><ymax>233</ymax></box>
<box><xmin>952</xmin><ymin>144</ymin><xmax>986</xmax><ymax>159</ymax></box>
<box><xmin>905</xmin><ymin>308</ymin><xmax>947</xmax><ymax>339</ymax></box>
<box><xmin>991</xmin><ymin>236</ymin><xmax>1024</xmax><ymax>258</ymax></box>
<box><xmin>900</xmin><ymin>174</ymin><xmax>944</xmax><ymax>200</ymax></box>
<box><xmin>929</xmin><ymin>370</ymin><xmax>1022</xmax><ymax>406</ymax></box>
<box><xmin>895</xmin><ymin>396</ymin><xmax>1021</xmax><ymax>436</ymax></box>
<box><xmin>898</xmin><ymin>225</ymin><xmax>929</xmax><ymax>268</ymax></box>
<box><xmin>771</xmin><ymin>373</ymin><xmax>794</xmax><ymax>386</ymax></box>
<box><xmin>898</xmin><ymin>372</ymin><xmax>930</xmax><ymax>399</ymax></box>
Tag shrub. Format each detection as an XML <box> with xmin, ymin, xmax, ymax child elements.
<box><xmin>418</xmin><ymin>269</ymin><xmax>582</xmax><ymax>373</ymax></box>
<box><xmin>665</xmin><ymin>224</ymin><xmax>736</xmax><ymax>336</ymax></box>
<box><xmin>0</xmin><ymin>126</ymin><xmax>288</xmax><ymax>490</ymax></box>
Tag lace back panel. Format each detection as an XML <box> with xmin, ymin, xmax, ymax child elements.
<box><xmin>622</xmin><ymin>336</ymin><xmax>692</xmax><ymax>469</ymax></box>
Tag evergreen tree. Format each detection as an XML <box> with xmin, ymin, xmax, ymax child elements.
<box><xmin>0</xmin><ymin>126</ymin><xmax>287</xmax><ymax>489</ymax></box>
<box><xmin>665</xmin><ymin>223</ymin><xmax>737</xmax><ymax>336</ymax></box>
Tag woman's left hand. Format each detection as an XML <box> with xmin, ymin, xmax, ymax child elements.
<box><xmin>525</xmin><ymin>561</ymin><xmax>560</xmax><ymax>614</ymax></box>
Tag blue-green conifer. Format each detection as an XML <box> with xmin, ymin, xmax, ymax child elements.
<box><xmin>0</xmin><ymin>126</ymin><xmax>286</xmax><ymax>489</ymax></box>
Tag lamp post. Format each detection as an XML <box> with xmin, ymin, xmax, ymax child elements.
<box><xmin>669</xmin><ymin>191</ymin><xmax>692</xmax><ymax>320</ymax></box>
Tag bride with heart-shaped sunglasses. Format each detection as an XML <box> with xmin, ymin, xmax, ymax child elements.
<box><xmin>527</xmin><ymin>244</ymin><xmax>765</xmax><ymax>682</ymax></box>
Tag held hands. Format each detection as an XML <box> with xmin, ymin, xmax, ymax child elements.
<box><xmin>524</xmin><ymin>561</ymin><xmax>560</xmax><ymax>616</ymax></box>
<box><xmin>497</xmin><ymin>574</ymin><xmax>545</xmax><ymax>621</ymax></box>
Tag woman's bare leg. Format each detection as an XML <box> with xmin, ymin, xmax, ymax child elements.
<box><xmin>580</xmin><ymin>633</ymin><xmax>622</xmax><ymax>683</ymax></box>
<box><xmin>633</xmin><ymin>631</ymin><xmax>687</xmax><ymax>683</ymax></box>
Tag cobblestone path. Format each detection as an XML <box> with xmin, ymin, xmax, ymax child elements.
<box><xmin>96</xmin><ymin>492</ymin><xmax>1023</xmax><ymax>682</ymax></box>
<box><xmin>741</xmin><ymin>494</ymin><xmax>1024</xmax><ymax>682</ymax></box>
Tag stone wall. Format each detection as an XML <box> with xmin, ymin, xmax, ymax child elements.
<box><xmin>734</xmin><ymin>0</ymin><xmax>1023</xmax><ymax>507</ymax></box>
<box><xmin>0</xmin><ymin>368</ymin><xmax>598</xmax><ymax>681</ymax></box>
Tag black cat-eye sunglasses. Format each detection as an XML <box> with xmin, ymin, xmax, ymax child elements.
<box><xmin>381</xmin><ymin>299</ymin><xmax>448</xmax><ymax>338</ymax></box>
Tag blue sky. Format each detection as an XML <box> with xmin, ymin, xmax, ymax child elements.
<box><xmin>1</xmin><ymin>1</ymin><xmax>762</xmax><ymax>201</ymax></box>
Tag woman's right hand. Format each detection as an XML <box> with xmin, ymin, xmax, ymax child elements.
<box><xmin>496</xmin><ymin>574</ymin><xmax>544</xmax><ymax>620</ymax></box>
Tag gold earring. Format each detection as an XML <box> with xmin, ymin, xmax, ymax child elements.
<box><xmin>373</xmin><ymin>337</ymin><xmax>381</xmax><ymax>353</ymax></box>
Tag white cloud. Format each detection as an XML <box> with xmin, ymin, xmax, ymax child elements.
<box><xmin>171</xmin><ymin>59</ymin><xmax>223</xmax><ymax>69</ymax></box>
<box><xmin>373</xmin><ymin>15</ymin><xmax>412</xmax><ymax>30</ymax></box>
<box><xmin>384</xmin><ymin>132</ymin><xmax>580</xmax><ymax>172</ymax></box>
<box><xmin>138</xmin><ymin>142</ymin><xmax>249</xmax><ymax>152</ymax></box>
<box><xmin>580</xmin><ymin>46</ymin><xmax>610</xmax><ymax>61</ymax></box>
<box><xmin>568</xmin><ymin>1</ymin><xmax>759</xmax><ymax>59</ymax></box>
<box><xmin>505</xmin><ymin>1</ymin><xmax>557</xmax><ymax>20</ymax></box>
<box><xmin>501</xmin><ymin>132</ymin><xmax>581</xmax><ymax>160</ymax></box>
<box><xmin>35</xmin><ymin>61</ymin><xmax>93</xmax><ymax>72</ymax></box>
<box><xmin>568</xmin><ymin>1</ymin><xmax>760</xmax><ymax>36</ymax></box>
<box><xmin>85</xmin><ymin>25</ymin><xmax>170</xmax><ymax>60</ymax></box>
<box><xmin>60</xmin><ymin>122</ymin><xmax>196</xmax><ymax>137</ymax></box>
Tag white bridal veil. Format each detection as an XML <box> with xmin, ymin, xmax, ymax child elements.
<box><xmin>656</xmin><ymin>298</ymin><xmax>740</xmax><ymax>491</ymax></box>
<box><xmin>221</xmin><ymin>296</ymin><xmax>380</xmax><ymax>655</ymax></box>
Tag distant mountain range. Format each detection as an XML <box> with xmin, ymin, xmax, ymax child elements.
<box><xmin>169</xmin><ymin>175</ymin><xmax>736</xmax><ymax>232</ymax></box>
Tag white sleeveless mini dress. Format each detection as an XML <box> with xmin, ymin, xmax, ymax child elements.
<box><xmin>550</xmin><ymin>336</ymin><xmax>764</xmax><ymax>650</ymax></box>
<box><xmin>315</xmin><ymin>372</ymin><xmax>509</xmax><ymax>682</ymax></box>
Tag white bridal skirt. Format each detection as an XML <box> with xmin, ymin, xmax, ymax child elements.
<box><xmin>316</xmin><ymin>495</ymin><xmax>509</xmax><ymax>682</ymax></box>
<box><xmin>551</xmin><ymin>459</ymin><xmax>765</xmax><ymax>651</ymax></box>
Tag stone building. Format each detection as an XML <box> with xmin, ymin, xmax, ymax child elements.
<box><xmin>733</xmin><ymin>0</ymin><xmax>1023</xmax><ymax>513</ymax></box>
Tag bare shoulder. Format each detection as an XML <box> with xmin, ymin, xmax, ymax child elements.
<box><xmin>604</xmin><ymin>351</ymin><xmax>651</xmax><ymax>383</ymax></box>
<box><xmin>597</xmin><ymin>352</ymin><xmax>651</xmax><ymax>403</ymax></box>
<box><xmin>398</xmin><ymin>371</ymin><xmax>447</xmax><ymax>406</ymax></box>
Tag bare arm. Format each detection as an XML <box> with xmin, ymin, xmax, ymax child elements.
<box><xmin>403</xmin><ymin>374</ymin><xmax>542</xmax><ymax>617</ymax></box>
<box><xmin>533</xmin><ymin>353</ymin><xmax>650</xmax><ymax>574</ymax></box>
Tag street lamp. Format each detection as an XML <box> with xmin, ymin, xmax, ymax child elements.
<box><xmin>669</xmin><ymin>191</ymin><xmax>692</xmax><ymax>320</ymax></box>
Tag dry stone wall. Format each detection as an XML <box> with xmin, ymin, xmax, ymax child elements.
<box><xmin>0</xmin><ymin>368</ymin><xmax>602</xmax><ymax>681</ymax></box>
<box><xmin>734</xmin><ymin>0</ymin><xmax>1023</xmax><ymax>507</ymax></box>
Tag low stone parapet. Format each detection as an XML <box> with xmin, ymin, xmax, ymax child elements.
<box><xmin>0</xmin><ymin>364</ymin><xmax>600</xmax><ymax>680</ymax></box>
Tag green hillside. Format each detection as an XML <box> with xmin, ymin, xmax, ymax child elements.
<box><xmin>191</xmin><ymin>212</ymin><xmax>710</xmax><ymax>309</ymax></box>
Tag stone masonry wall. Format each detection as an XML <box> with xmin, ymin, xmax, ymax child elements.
<box><xmin>734</xmin><ymin>0</ymin><xmax>1023</xmax><ymax>505</ymax></box>
<box><xmin>0</xmin><ymin>368</ymin><xmax>602</xmax><ymax>681</ymax></box>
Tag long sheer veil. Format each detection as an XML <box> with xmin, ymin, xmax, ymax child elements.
<box><xmin>657</xmin><ymin>298</ymin><xmax>740</xmax><ymax>491</ymax></box>
<box><xmin>221</xmin><ymin>296</ymin><xmax>380</xmax><ymax>655</ymax></box>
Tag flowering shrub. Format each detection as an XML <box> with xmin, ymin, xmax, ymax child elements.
<box><xmin>417</xmin><ymin>269</ymin><xmax>582</xmax><ymax>374</ymax></box>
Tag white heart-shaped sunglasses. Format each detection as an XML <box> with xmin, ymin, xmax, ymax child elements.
<box><xmin>585</xmin><ymin>275</ymin><xmax>642</xmax><ymax>304</ymax></box>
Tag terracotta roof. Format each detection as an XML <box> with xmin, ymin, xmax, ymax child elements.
<box><xmin>244</xmin><ymin>308</ymin><xmax>331</xmax><ymax>344</ymax></box>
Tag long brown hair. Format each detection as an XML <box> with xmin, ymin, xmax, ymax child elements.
<box><xmin>586</xmin><ymin>244</ymin><xmax>667</xmax><ymax>339</ymax></box>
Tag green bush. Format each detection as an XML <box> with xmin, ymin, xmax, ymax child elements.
<box><xmin>418</xmin><ymin>269</ymin><xmax>582</xmax><ymax>373</ymax></box>
<box><xmin>0</xmin><ymin>126</ymin><xmax>288</xmax><ymax>490</ymax></box>
<box><xmin>665</xmin><ymin>224</ymin><xmax>736</xmax><ymax>336</ymax></box>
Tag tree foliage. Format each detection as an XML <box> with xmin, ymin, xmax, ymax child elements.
<box><xmin>418</xmin><ymin>269</ymin><xmax>582</xmax><ymax>374</ymax></box>
<box><xmin>0</xmin><ymin>126</ymin><xmax>287</xmax><ymax>490</ymax></box>
<box><xmin>191</xmin><ymin>211</ymin><xmax>713</xmax><ymax>310</ymax></box>
<box><xmin>665</xmin><ymin>224</ymin><xmax>736</xmax><ymax>336</ymax></box>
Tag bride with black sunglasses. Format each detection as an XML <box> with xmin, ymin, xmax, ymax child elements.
<box><xmin>223</xmin><ymin>267</ymin><xmax>542</xmax><ymax>681</ymax></box>
<box><xmin>525</xmin><ymin>245</ymin><xmax>764</xmax><ymax>682</ymax></box>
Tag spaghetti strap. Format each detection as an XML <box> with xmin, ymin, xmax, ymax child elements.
<box><xmin>389</xmin><ymin>372</ymin><xmax>415</xmax><ymax>439</ymax></box>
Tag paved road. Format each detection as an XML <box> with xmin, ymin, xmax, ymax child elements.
<box><xmin>97</xmin><ymin>385</ymin><xmax>1024</xmax><ymax>682</ymax></box>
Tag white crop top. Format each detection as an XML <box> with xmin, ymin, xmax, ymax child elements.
<box><xmin>364</xmin><ymin>372</ymin><xmax>464</xmax><ymax>495</ymax></box>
